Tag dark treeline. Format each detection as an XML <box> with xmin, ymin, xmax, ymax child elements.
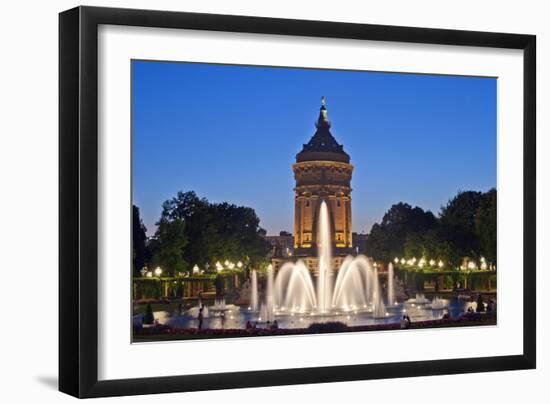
<box><xmin>133</xmin><ymin>188</ymin><xmax>497</xmax><ymax>276</ymax></box>
<box><xmin>132</xmin><ymin>191</ymin><xmax>270</xmax><ymax>277</ymax></box>
<box><xmin>365</xmin><ymin>189</ymin><xmax>496</xmax><ymax>268</ymax></box>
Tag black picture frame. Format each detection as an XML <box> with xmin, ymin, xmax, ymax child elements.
<box><xmin>59</xmin><ymin>5</ymin><xmax>536</xmax><ymax>398</ymax></box>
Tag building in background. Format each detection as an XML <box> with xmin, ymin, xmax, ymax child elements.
<box><xmin>266</xmin><ymin>231</ymin><xmax>294</xmax><ymax>271</ymax></box>
<box><xmin>352</xmin><ymin>232</ymin><xmax>369</xmax><ymax>255</ymax></box>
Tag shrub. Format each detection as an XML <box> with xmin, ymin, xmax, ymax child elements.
<box><xmin>307</xmin><ymin>322</ymin><xmax>349</xmax><ymax>333</ymax></box>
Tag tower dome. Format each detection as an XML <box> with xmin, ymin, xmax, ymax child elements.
<box><xmin>296</xmin><ymin>96</ymin><xmax>350</xmax><ymax>164</ymax></box>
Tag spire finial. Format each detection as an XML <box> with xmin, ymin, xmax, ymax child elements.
<box><xmin>316</xmin><ymin>96</ymin><xmax>330</xmax><ymax>128</ymax></box>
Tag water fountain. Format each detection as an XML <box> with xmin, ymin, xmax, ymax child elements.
<box><xmin>407</xmin><ymin>293</ymin><xmax>430</xmax><ymax>305</ymax></box>
<box><xmin>265</xmin><ymin>265</ymin><xmax>275</xmax><ymax>322</ymax></box>
<box><xmin>258</xmin><ymin>266</ymin><xmax>275</xmax><ymax>323</ymax></box>
<box><xmin>170</xmin><ymin>201</ymin><xmax>464</xmax><ymax>330</ymax></box>
<box><xmin>274</xmin><ymin>261</ymin><xmax>316</xmax><ymax>312</ymax></box>
<box><xmin>212</xmin><ymin>298</ymin><xmax>226</xmax><ymax>311</ymax></box>
<box><xmin>388</xmin><ymin>262</ymin><xmax>395</xmax><ymax>306</ymax></box>
<box><xmin>251</xmin><ymin>270</ymin><xmax>259</xmax><ymax>312</ymax></box>
<box><xmin>187</xmin><ymin>304</ymin><xmax>209</xmax><ymax>318</ymax></box>
<box><xmin>428</xmin><ymin>296</ymin><xmax>448</xmax><ymax>310</ymax></box>
<box><xmin>268</xmin><ymin>201</ymin><xmax>387</xmax><ymax>317</ymax></box>
<box><xmin>372</xmin><ymin>266</ymin><xmax>387</xmax><ymax>318</ymax></box>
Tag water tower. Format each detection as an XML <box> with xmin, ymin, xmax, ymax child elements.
<box><xmin>292</xmin><ymin>97</ymin><xmax>354</xmax><ymax>270</ymax></box>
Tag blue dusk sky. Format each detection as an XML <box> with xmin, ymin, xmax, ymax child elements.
<box><xmin>132</xmin><ymin>60</ymin><xmax>496</xmax><ymax>237</ymax></box>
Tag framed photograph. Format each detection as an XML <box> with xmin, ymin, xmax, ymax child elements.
<box><xmin>59</xmin><ymin>6</ymin><xmax>536</xmax><ymax>398</ymax></box>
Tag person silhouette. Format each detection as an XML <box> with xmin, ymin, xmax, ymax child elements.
<box><xmin>198</xmin><ymin>304</ymin><xmax>204</xmax><ymax>330</ymax></box>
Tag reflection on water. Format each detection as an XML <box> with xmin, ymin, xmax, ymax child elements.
<box><xmin>155</xmin><ymin>296</ymin><xmax>488</xmax><ymax>330</ymax></box>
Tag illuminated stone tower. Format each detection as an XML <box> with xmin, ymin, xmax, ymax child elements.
<box><xmin>293</xmin><ymin>97</ymin><xmax>353</xmax><ymax>259</ymax></box>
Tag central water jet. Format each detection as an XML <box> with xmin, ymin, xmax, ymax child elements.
<box><xmin>317</xmin><ymin>201</ymin><xmax>333</xmax><ymax>313</ymax></box>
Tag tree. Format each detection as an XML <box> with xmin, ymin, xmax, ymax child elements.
<box><xmin>403</xmin><ymin>232</ymin><xmax>423</xmax><ymax>259</ymax></box>
<box><xmin>159</xmin><ymin>191</ymin><xmax>216</xmax><ymax>270</ymax></box>
<box><xmin>156</xmin><ymin>191</ymin><xmax>270</xmax><ymax>271</ymax></box>
<box><xmin>475</xmin><ymin>188</ymin><xmax>497</xmax><ymax>263</ymax></box>
<box><xmin>365</xmin><ymin>203</ymin><xmax>437</xmax><ymax>261</ymax></box>
<box><xmin>151</xmin><ymin>218</ymin><xmax>188</xmax><ymax>276</ymax></box>
<box><xmin>160</xmin><ymin>191</ymin><xmax>208</xmax><ymax>222</ymax></box>
<box><xmin>132</xmin><ymin>205</ymin><xmax>149</xmax><ymax>276</ymax></box>
<box><xmin>439</xmin><ymin>191</ymin><xmax>484</xmax><ymax>262</ymax></box>
<box><xmin>202</xmin><ymin>202</ymin><xmax>270</xmax><ymax>268</ymax></box>
<box><xmin>364</xmin><ymin>189</ymin><xmax>496</xmax><ymax>269</ymax></box>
